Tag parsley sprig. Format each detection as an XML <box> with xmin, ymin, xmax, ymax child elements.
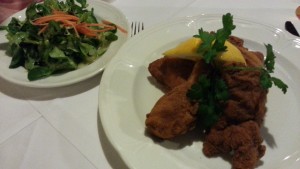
<box><xmin>193</xmin><ymin>13</ymin><xmax>235</xmax><ymax>64</ymax></box>
<box><xmin>224</xmin><ymin>44</ymin><xmax>288</xmax><ymax>94</ymax></box>
<box><xmin>187</xmin><ymin>13</ymin><xmax>235</xmax><ymax>129</ymax></box>
<box><xmin>187</xmin><ymin>13</ymin><xmax>288</xmax><ymax>130</ymax></box>
<box><xmin>187</xmin><ymin>74</ymin><xmax>229</xmax><ymax>129</ymax></box>
<box><xmin>260</xmin><ymin>44</ymin><xmax>288</xmax><ymax>93</ymax></box>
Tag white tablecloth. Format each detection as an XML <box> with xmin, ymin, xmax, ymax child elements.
<box><xmin>0</xmin><ymin>0</ymin><xmax>299</xmax><ymax>169</ymax></box>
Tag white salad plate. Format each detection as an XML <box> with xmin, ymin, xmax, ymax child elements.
<box><xmin>0</xmin><ymin>0</ymin><xmax>129</xmax><ymax>88</ymax></box>
<box><xmin>99</xmin><ymin>14</ymin><xmax>300</xmax><ymax>169</ymax></box>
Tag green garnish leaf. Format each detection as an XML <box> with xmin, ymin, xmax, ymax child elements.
<box><xmin>194</xmin><ymin>29</ymin><xmax>215</xmax><ymax>51</ymax></box>
<box><xmin>9</xmin><ymin>45</ymin><xmax>24</xmax><ymax>68</ymax></box>
<box><xmin>187</xmin><ymin>13</ymin><xmax>288</xmax><ymax>131</ymax></box>
<box><xmin>260</xmin><ymin>69</ymin><xmax>273</xmax><ymax>89</ymax></box>
<box><xmin>187</xmin><ymin>75</ymin><xmax>229</xmax><ymax>129</ymax></box>
<box><xmin>187</xmin><ymin>75</ymin><xmax>210</xmax><ymax>101</ymax></box>
<box><xmin>193</xmin><ymin>13</ymin><xmax>235</xmax><ymax>64</ymax></box>
<box><xmin>264</xmin><ymin>44</ymin><xmax>275</xmax><ymax>73</ymax></box>
<box><xmin>49</xmin><ymin>47</ymin><xmax>67</xmax><ymax>59</ymax></box>
<box><xmin>271</xmin><ymin>77</ymin><xmax>288</xmax><ymax>94</ymax></box>
<box><xmin>215</xmin><ymin>78</ymin><xmax>230</xmax><ymax>101</ymax></box>
<box><xmin>28</xmin><ymin>67</ymin><xmax>53</xmax><ymax>81</ymax></box>
<box><xmin>259</xmin><ymin>44</ymin><xmax>288</xmax><ymax>93</ymax></box>
<box><xmin>222</xmin><ymin>13</ymin><xmax>236</xmax><ymax>35</ymax></box>
<box><xmin>0</xmin><ymin>26</ymin><xmax>7</xmax><ymax>30</ymax></box>
<box><xmin>187</xmin><ymin>13</ymin><xmax>236</xmax><ymax>129</ymax></box>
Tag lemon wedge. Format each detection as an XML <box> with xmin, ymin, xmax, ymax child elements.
<box><xmin>220</xmin><ymin>41</ymin><xmax>246</xmax><ymax>64</ymax></box>
<box><xmin>163</xmin><ymin>37</ymin><xmax>203</xmax><ymax>61</ymax></box>
<box><xmin>163</xmin><ymin>37</ymin><xmax>246</xmax><ymax>65</ymax></box>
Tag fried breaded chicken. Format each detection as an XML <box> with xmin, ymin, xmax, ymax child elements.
<box><xmin>146</xmin><ymin>35</ymin><xmax>269</xmax><ymax>169</ymax></box>
<box><xmin>202</xmin><ymin>36</ymin><xmax>268</xmax><ymax>169</ymax></box>
<box><xmin>221</xmin><ymin>65</ymin><xmax>267</xmax><ymax>126</ymax></box>
<box><xmin>146</xmin><ymin>61</ymin><xmax>205</xmax><ymax>139</ymax></box>
<box><xmin>203</xmin><ymin>121</ymin><xmax>266</xmax><ymax>169</ymax></box>
<box><xmin>145</xmin><ymin>81</ymin><xmax>198</xmax><ymax>139</ymax></box>
<box><xmin>148</xmin><ymin>57</ymin><xmax>195</xmax><ymax>90</ymax></box>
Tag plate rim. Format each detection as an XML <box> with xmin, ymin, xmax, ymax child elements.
<box><xmin>98</xmin><ymin>13</ymin><xmax>300</xmax><ymax>169</ymax></box>
<box><xmin>0</xmin><ymin>0</ymin><xmax>129</xmax><ymax>88</ymax></box>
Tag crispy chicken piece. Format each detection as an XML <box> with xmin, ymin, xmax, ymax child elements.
<box><xmin>145</xmin><ymin>82</ymin><xmax>198</xmax><ymax>139</ymax></box>
<box><xmin>228</xmin><ymin>35</ymin><xmax>264</xmax><ymax>68</ymax></box>
<box><xmin>203</xmin><ymin>121</ymin><xmax>266</xmax><ymax>169</ymax></box>
<box><xmin>215</xmin><ymin>66</ymin><xmax>267</xmax><ymax>127</ymax></box>
<box><xmin>221</xmin><ymin>68</ymin><xmax>268</xmax><ymax>126</ymax></box>
<box><xmin>148</xmin><ymin>57</ymin><xmax>195</xmax><ymax>90</ymax></box>
<box><xmin>203</xmin><ymin>36</ymin><xmax>268</xmax><ymax>169</ymax></box>
<box><xmin>220</xmin><ymin>36</ymin><xmax>267</xmax><ymax>126</ymax></box>
<box><xmin>147</xmin><ymin>35</ymin><xmax>269</xmax><ymax>168</ymax></box>
<box><xmin>228</xmin><ymin>36</ymin><xmax>244</xmax><ymax>47</ymax></box>
<box><xmin>145</xmin><ymin>61</ymin><xmax>205</xmax><ymax>139</ymax></box>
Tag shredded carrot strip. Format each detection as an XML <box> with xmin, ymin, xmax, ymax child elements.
<box><xmin>93</xmin><ymin>27</ymin><xmax>115</xmax><ymax>32</ymax></box>
<box><xmin>32</xmin><ymin>10</ymin><xmax>126</xmax><ymax>37</ymax></box>
<box><xmin>60</xmin><ymin>20</ymin><xmax>79</xmax><ymax>37</ymax></box>
<box><xmin>102</xmin><ymin>19</ymin><xmax>128</xmax><ymax>34</ymax></box>
<box><xmin>31</xmin><ymin>22</ymin><xmax>48</xmax><ymax>26</ymax></box>
<box><xmin>52</xmin><ymin>10</ymin><xmax>67</xmax><ymax>15</ymax></box>
<box><xmin>76</xmin><ymin>24</ymin><xmax>98</xmax><ymax>37</ymax></box>
<box><xmin>85</xmin><ymin>23</ymin><xmax>115</xmax><ymax>29</ymax></box>
<box><xmin>101</xmin><ymin>20</ymin><xmax>112</xmax><ymax>25</ymax></box>
<box><xmin>38</xmin><ymin>24</ymin><xmax>48</xmax><ymax>35</ymax></box>
<box><xmin>33</xmin><ymin>15</ymin><xmax>79</xmax><ymax>24</ymax></box>
<box><xmin>58</xmin><ymin>19</ymin><xmax>77</xmax><ymax>27</ymax></box>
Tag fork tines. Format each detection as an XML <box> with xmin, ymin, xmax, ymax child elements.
<box><xmin>131</xmin><ymin>22</ymin><xmax>144</xmax><ymax>36</ymax></box>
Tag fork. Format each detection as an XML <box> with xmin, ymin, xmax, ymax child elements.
<box><xmin>131</xmin><ymin>22</ymin><xmax>144</xmax><ymax>37</ymax></box>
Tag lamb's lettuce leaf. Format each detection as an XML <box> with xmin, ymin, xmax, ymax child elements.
<box><xmin>2</xmin><ymin>0</ymin><xmax>118</xmax><ymax>81</ymax></box>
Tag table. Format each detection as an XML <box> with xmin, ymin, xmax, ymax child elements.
<box><xmin>0</xmin><ymin>0</ymin><xmax>299</xmax><ymax>169</ymax></box>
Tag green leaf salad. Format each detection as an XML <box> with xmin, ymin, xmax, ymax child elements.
<box><xmin>2</xmin><ymin>0</ymin><xmax>120</xmax><ymax>81</ymax></box>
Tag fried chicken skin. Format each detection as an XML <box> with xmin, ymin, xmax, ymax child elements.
<box><xmin>146</xmin><ymin>61</ymin><xmax>205</xmax><ymax>139</ymax></box>
<box><xmin>148</xmin><ymin>57</ymin><xmax>195</xmax><ymax>90</ymax></box>
<box><xmin>202</xmin><ymin>36</ymin><xmax>268</xmax><ymax>169</ymax></box>
<box><xmin>145</xmin><ymin>82</ymin><xmax>198</xmax><ymax>139</ymax></box>
<box><xmin>220</xmin><ymin>65</ymin><xmax>267</xmax><ymax>126</ymax></box>
<box><xmin>203</xmin><ymin>121</ymin><xmax>266</xmax><ymax>169</ymax></box>
<box><xmin>146</xmin><ymin>35</ymin><xmax>269</xmax><ymax>169</ymax></box>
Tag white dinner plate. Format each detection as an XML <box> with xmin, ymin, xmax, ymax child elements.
<box><xmin>0</xmin><ymin>0</ymin><xmax>129</xmax><ymax>88</ymax></box>
<box><xmin>99</xmin><ymin>14</ymin><xmax>300</xmax><ymax>169</ymax></box>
